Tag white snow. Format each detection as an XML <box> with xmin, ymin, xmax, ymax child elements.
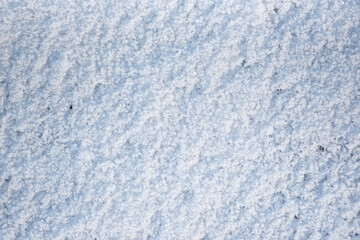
<box><xmin>1</xmin><ymin>0</ymin><xmax>360</xmax><ymax>239</ymax></box>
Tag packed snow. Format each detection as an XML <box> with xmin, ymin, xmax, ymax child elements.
<box><xmin>1</xmin><ymin>0</ymin><xmax>360</xmax><ymax>239</ymax></box>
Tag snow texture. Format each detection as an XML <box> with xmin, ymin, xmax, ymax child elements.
<box><xmin>1</xmin><ymin>0</ymin><xmax>360</xmax><ymax>239</ymax></box>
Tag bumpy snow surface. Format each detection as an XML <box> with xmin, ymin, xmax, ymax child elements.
<box><xmin>1</xmin><ymin>0</ymin><xmax>360</xmax><ymax>239</ymax></box>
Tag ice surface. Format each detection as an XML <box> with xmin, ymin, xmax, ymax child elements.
<box><xmin>1</xmin><ymin>0</ymin><xmax>360</xmax><ymax>239</ymax></box>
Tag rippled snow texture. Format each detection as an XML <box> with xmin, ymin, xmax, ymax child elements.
<box><xmin>1</xmin><ymin>0</ymin><xmax>360</xmax><ymax>239</ymax></box>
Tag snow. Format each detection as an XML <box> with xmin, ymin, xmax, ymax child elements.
<box><xmin>1</xmin><ymin>0</ymin><xmax>360</xmax><ymax>239</ymax></box>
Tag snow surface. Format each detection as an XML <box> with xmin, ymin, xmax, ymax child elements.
<box><xmin>1</xmin><ymin>0</ymin><xmax>360</xmax><ymax>239</ymax></box>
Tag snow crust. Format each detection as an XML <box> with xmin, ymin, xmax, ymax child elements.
<box><xmin>1</xmin><ymin>0</ymin><xmax>360</xmax><ymax>239</ymax></box>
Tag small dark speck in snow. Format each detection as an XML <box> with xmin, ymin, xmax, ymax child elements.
<box><xmin>318</xmin><ymin>145</ymin><xmax>325</xmax><ymax>151</ymax></box>
<box><xmin>69</xmin><ymin>105</ymin><xmax>73</xmax><ymax>110</ymax></box>
<box><xmin>5</xmin><ymin>179</ymin><xmax>9</xmax><ymax>182</ymax></box>
<box><xmin>274</xmin><ymin>8</ymin><xmax>279</xmax><ymax>13</ymax></box>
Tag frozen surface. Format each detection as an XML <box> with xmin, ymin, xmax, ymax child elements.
<box><xmin>1</xmin><ymin>0</ymin><xmax>360</xmax><ymax>239</ymax></box>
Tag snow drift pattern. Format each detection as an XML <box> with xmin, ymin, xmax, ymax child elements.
<box><xmin>1</xmin><ymin>0</ymin><xmax>360</xmax><ymax>239</ymax></box>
